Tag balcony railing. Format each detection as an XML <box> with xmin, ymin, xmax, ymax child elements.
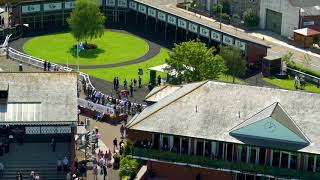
<box><xmin>127</xmin><ymin>147</ymin><xmax>320</xmax><ymax>180</ymax></box>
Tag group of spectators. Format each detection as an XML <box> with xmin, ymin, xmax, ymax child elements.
<box><xmin>82</xmin><ymin>76</ymin><xmax>145</xmax><ymax>116</ymax></box>
<box><xmin>43</xmin><ymin>60</ymin><xmax>64</xmax><ymax>72</ymax></box>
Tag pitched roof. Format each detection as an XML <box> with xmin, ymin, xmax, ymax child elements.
<box><xmin>289</xmin><ymin>0</ymin><xmax>320</xmax><ymax>8</ymax></box>
<box><xmin>0</xmin><ymin>72</ymin><xmax>78</xmax><ymax>125</ymax></box>
<box><xmin>145</xmin><ymin>85</ymin><xmax>182</xmax><ymax>102</ymax></box>
<box><xmin>127</xmin><ymin>81</ymin><xmax>320</xmax><ymax>154</ymax></box>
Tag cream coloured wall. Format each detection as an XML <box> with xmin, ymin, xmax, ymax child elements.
<box><xmin>260</xmin><ymin>0</ymin><xmax>300</xmax><ymax>37</ymax></box>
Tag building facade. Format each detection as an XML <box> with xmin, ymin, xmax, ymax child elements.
<box><xmin>126</xmin><ymin>81</ymin><xmax>320</xmax><ymax>180</ymax></box>
<box><xmin>194</xmin><ymin>0</ymin><xmax>261</xmax><ymax>17</ymax></box>
<box><xmin>260</xmin><ymin>0</ymin><xmax>320</xmax><ymax>37</ymax></box>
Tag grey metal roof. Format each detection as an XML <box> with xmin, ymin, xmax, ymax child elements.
<box><xmin>128</xmin><ymin>81</ymin><xmax>320</xmax><ymax>154</ymax></box>
<box><xmin>289</xmin><ymin>0</ymin><xmax>320</xmax><ymax>8</ymax></box>
<box><xmin>0</xmin><ymin>72</ymin><xmax>78</xmax><ymax>125</ymax></box>
<box><xmin>301</xmin><ymin>6</ymin><xmax>320</xmax><ymax>16</ymax></box>
<box><xmin>145</xmin><ymin>85</ymin><xmax>182</xmax><ymax>102</ymax></box>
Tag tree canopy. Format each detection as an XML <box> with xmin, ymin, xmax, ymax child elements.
<box><xmin>67</xmin><ymin>0</ymin><xmax>105</xmax><ymax>43</ymax></box>
<box><xmin>219</xmin><ymin>45</ymin><xmax>246</xmax><ymax>83</ymax></box>
<box><xmin>165</xmin><ymin>39</ymin><xmax>226</xmax><ymax>83</ymax></box>
<box><xmin>243</xmin><ymin>8</ymin><xmax>259</xmax><ymax>27</ymax></box>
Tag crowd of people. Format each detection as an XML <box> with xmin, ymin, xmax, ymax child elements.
<box><xmin>82</xmin><ymin>76</ymin><xmax>145</xmax><ymax>116</ymax></box>
<box><xmin>43</xmin><ymin>60</ymin><xmax>64</xmax><ymax>72</ymax></box>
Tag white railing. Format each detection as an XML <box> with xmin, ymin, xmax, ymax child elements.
<box><xmin>8</xmin><ymin>47</ymin><xmax>73</xmax><ymax>72</ymax></box>
<box><xmin>7</xmin><ymin>47</ymin><xmax>146</xmax><ymax>115</ymax></box>
<box><xmin>287</xmin><ymin>67</ymin><xmax>320</xmax><ymax>86</ymax></box>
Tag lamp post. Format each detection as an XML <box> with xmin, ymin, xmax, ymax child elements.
<box><xmin>77</xmin><ymin>42</ymin><xmax>80</xmax><ymax>73</ymax></box>
<box><xmin>219</xmin><ymin>4</ymin><xmax>222</xmax><ymax>29</ymax></box>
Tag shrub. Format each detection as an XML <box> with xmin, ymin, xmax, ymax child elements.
<box><xmin>119</xmin><ymin>157</ymin><xmax>138</xmax><ymax>179</ymax></box>
<box><xmin>232</xmin><ymin>14</ymin><xmax>240</xmax><ymax>20</ymax></box>
<box><xmin>221</xmin><ymin>13</ymin><xmax>231</xmax><ymax>22</ymax></box>
<box><xmin>243</xmin><ymin>8</ymin><xmax>259</xmax><ymax>27</ymax></box>
<box><xmin>150</xmin><ymin>70</ymin><xmax>156</xmax><ymax>86</ymax></box>
<box><xmin>84</xmin><ymin>43</ymin><xmax>97</xmax><ymax>49</ymax></box>
<box><xmin>212</xmin><ymin>3</ymin><xmax>222</xmax><ymax>15</ymax></box>
<box><xmin>222</xmin><ymin>1</ymin><xmax>230</xmax><ymax>14</ymax></box>
<box><xmin>287</xmin><ymin>63</ymin><xmax>320</xmax><ymax>78</ymax></box>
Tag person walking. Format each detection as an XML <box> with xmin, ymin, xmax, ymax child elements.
<box><xmin>103</xmin><ymin>165</ymin><xmax>107</xmax><ymax>180</ymax></box>
<box><xmin>92</xmin><ymin>166</ymin><xmax>98</xmax><ymax>180</ymax></box>
<box><xmin>294</xmin><ymin>75</ymin><xmax>299</xmax><ymax>89</ymax></box>
<box><xmin>51</xmin><ymin>136</ymin><xmax>56</xmax><ymax>152</ymax></box>
<box><xmin>120</xmin><ymin>125</ymin><xmax>125</xmax><ymax>139</ymax></box>
<box><xmin>44</xmin><ymin>61</ymin><xmax>47</xmax><ymax>71</ymax></box>
<box><xmin>47</xmin><ymin>61</ymin><xmax>51</xmax><ymax>71</ymax></box>
<box><xmin>124</xmin><ymin>79</ymin><xmax>127</xmax><ymax>89</ymax></box>
<box><xmin>157</xmin><ymin>75</ymin><xmax>161</xmax><ymax>86</ymax></box>
<box><xmin>19</xmin><ymin>62</ymin><xmax>23</xmax><ymax>72</ymax></box>
<box><xmin>130</xmin><ymin>84</ymin><xmax>133</xmax><ymax>97</ymax></box>
<box><xmin>113</xmin><ymin>138</ymin><xmax>118</xmax><ymax>152</ymax></box>
<box><xmin>113</xmin><ymin>77</ymin><xmax>116</xmax><ymax>90</ymax></box>
<box><xmin>138</xmin><ymin>76</ymin><xmax>142</xmax><ymax>88</ymax></box>
<box><xmin>79</xmin><ymin>164</ymin><xmax>86</xmax><ymax>180</ymax></box>
<box><xmin>116</xmin><ymin>77</ymin><xmax>119</xmax><ymax>90</ymax></box>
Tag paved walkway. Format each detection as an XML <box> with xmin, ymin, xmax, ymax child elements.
<box><xmin>10</xmin><ymin>29</ymin><xmax>162</xmax><ymax>69</ymax></box>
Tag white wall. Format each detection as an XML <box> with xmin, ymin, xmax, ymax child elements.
<box><xmin>260</xmin><ymin>0</ymin><xmax>300</xmax><ymax>37</ymax></box>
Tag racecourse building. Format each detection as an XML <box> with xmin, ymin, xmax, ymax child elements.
<box><xmin>0</xmin><ymin>72</ymin><xmax>78</xmax><ymax>179</ymax></box>
<box><xmin>5</xmin><ymin>0</ymin><xmax>269</xmax><ymax>67</ymax></box>
<box><xmin>126</xmin><ymin>81</ymin><xmax>320</xmax><ymax>180</ymax></box>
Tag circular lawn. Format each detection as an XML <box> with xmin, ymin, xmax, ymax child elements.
<box><xmin>23</xmin><ymin>31</ymin><xmax>149</xmax><ymax>65</ymax></box>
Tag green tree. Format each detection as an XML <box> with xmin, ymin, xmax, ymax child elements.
<box><xmin>212</xmin><ymin>3</ymin><xmax>222</xmax><ymax>15</ymax></box>
<box><xmin>282</xmin><ymin>51</ymin><xmax>294</xmax><ymax>65</ymax></box>
<box><xmin>222</xmin><ymin>0</ymin><xmax>231</xmax><ymax>14</ymax></box>
<box><xmin>119</xmin><ymin>157</ymin><xmax>138</xmax><ymax>179</ymax></box>
<box><xmin>220</xmin><ymin>45</ymin><xmax>246</xmax><ymax>83</ymax></box>
<box><xmin>67</xmin><ymin>0</ymin><xmax>105</xmax><ymax>44</ymax></box>
<box><xmin>243</xmin><ymin>8</ymin><xmax>259</xmax><ymax>27</ymax></box>
<box><xmin>165</xmin><ymin>39</ymin><xmax>226</xmax><ymax>83</ymax></box>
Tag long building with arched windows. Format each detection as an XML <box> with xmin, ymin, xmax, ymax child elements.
<box><xmin>4</xmin><ymin>0</ymin><xmax>269</xmax><ymax>67</ymax></box>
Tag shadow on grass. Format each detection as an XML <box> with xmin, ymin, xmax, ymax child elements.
<box><xmin>69</xmin><ymin>46</ymin><xmax>105</xmax><ymax>59</ymax></box>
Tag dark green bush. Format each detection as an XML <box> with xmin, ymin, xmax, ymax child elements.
<box><xmin>244</xmin><ymin>8</ymin><xmax>259</xmax><ymax>27</ymax></box>
<box><xmin>287</xmin><ymin>63</ymin><xmax>320</xmax><ymax>78</ymax></box>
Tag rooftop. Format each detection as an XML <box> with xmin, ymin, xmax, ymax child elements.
<box><xmin>127</xmin><ymin>81</ymin><xmax>320</xmax><ymax>154</ymax></box>
<box><xmin>0</xmin><ymin>72</ymin><xmax>78</xmax><ymax>125</ymax></box>
<box><xmin>294</xmin><ymin>28</ymin><xmax>320</xmax><ymax>36</ymax></box>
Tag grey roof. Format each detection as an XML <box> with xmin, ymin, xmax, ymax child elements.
<box><xmin>301</xmin><ymin>6</ymin><xmax>320</xmax><ymax>16</ymax></box>
<box><xmin>0</xmin><ymin>72</ymin><xmax>78</xmax><ymax>125</ymax></box>
<box><xmin>127</xmin><ymin>81</ymin><xmax>320</xmax><ymax>154</ymax></box>
<box><xmin>289</xmin><ymin>0</ymin><xmax>320</xmax><ymax>8</ymax></box>
<box><xmin>145</xmin><ymin>85</ymin><xmax>182</xmax><ymax>102</ymax></box>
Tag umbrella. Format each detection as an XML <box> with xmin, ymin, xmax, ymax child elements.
<box><xmin>0</xmin><ymin>8</ymin><xmax>4</xmax><ymax>14</ymax></box>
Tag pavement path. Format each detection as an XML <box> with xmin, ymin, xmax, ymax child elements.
<box><xmin>10</xmin><ymin>29</ymin><xmax>162</xmax><ymax>69</ymax></box>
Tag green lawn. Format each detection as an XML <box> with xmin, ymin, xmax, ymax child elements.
<box><xmin>82</xmin><ymin>48</ymin><xmax>169</xmax><ymax>85</ymax></box>
<box><xmin>218</xmin><ymin>75</ymin><xmax>246</xmax><ymax>84</ymax></box>
<box><xmin>82</xmin><ymin>48</ymin><xmax>245</xmax><ymax>85</ymax></box>
<box><xmin>263</xmin><ymin>76</ymin><xmax>320</xmax><ymax>93</ymax></box>
<box><xmin>23</xmin><ymin>31</ymin><xmax>149</xmax><ymax>65</ymax></box>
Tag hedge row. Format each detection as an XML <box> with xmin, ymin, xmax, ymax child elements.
<box><xmin>287</xmin><ymin>63</ymin><xmax>320</xmax><ymax>78</ymax></box>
